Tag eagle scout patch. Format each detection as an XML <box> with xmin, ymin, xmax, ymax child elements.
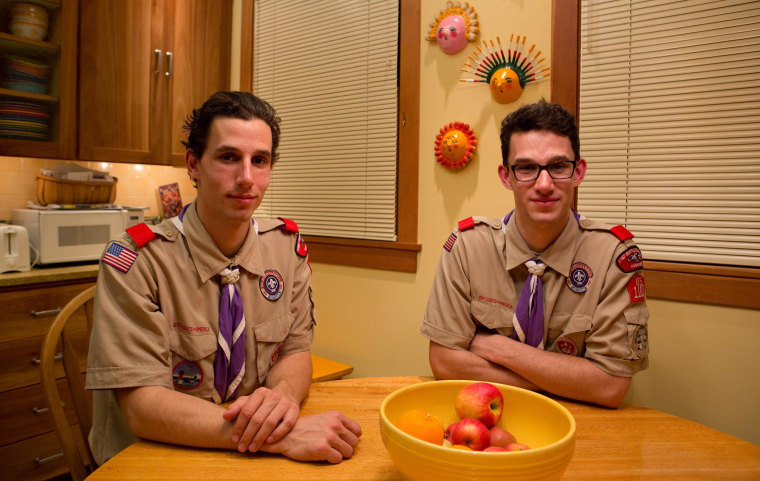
<box><xmin>260</xmin><ymin>270</ymin><xmax>284</xmax><ymax>301</ymax></box>
<box><xmin>556</xmin><ymin>337</ymin><xmax>577</xmax><ymax>356</ymax></box>
<box><xmin>443</xmin><ymin>232</ymin><xmax>458</xmax><ymax>252</ymax></box>
<box><xmin>172</xmin><ymin>360</ymin><xmax>203</xmax><ymax>390</ymax></box>
<box><xmin>627</xmin><ymin>274</ymin><xmax>646</xmax><ymax>303</ymax></box>
<box><xmin>567</xmin><ymin>262</ymin><xmax>593</xmax><ymax>293</ymax></box>
<box><xmin>295</xmin><ymin>233</ymin><xmax>308</xmax><ymax>258</ymax></box>
<box><xmin>616</xmin><ymin>246</ymin><xmax>644</xmax><ymax>273</ymax></box>
<box><xmin>102</xmin><ymin>243</ymin><xmax>138</xmax><ymax>273</ymax></box>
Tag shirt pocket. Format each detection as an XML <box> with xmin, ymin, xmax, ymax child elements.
<box><xmin>169</xmin><ymin>331</ymin><xmax>217</xmax><ymax>398</ymax></box>
<box><xmin>253</xmin><ymin>313</ymin><xmax>292</xmax><ymax>384</ymax></box>
<box><xmin>624</xmin><ymin>303</ymin><xmax>649</xmax><ymax>360</ymax></box>
<box><xmin>547</xmin><ymin>313</ymin><xmax>592</xmax><ymax>357</ymax></box>
<box><xmin>471</xmin><ymin>299</ymin><xmax>514</xmax><ymax>336</ymax></box>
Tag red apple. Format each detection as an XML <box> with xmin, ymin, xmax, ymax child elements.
<box><xmin>483</xmin><ymin>446</ymin><xmax>508</xmax><ymax>452</ymax></box>
<box><xmin>450</xmin><ymin>418</ymin><xmax>490</xmax><ymax>451</ymax></box>
<box><xmin>454</xmin><ymin>382</ymin><xmax>504</xmax><ymax>427</ymax></box>
<box><xmin>505</xmin><ymin>442</ymin><xmax>531</xmax><ymax>451</ymax></box>
<box><xmin>488</xmin><ymin>426</ymin><xmax>517</xmax><ymax>447</ymax></box>
<box><xmin>444</xmin><ymin>421</ymin><xmax>458</xmax><ymax>441</ymax></box>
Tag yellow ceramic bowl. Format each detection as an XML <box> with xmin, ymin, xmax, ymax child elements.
<box><xmin>380</xmin><ymin>380</ymin><xmax>576</xmax><ymax>481</ymax></box>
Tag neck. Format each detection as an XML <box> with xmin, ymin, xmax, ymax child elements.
<box><xmin>195</xmin><ymin>203</ymin><xmax>251</xmax><ymax>258</ymax></box>
<box><xmin>513</xmin><ymin>211</ymin><xmax>569</xmax><ymax>253</ymax></box>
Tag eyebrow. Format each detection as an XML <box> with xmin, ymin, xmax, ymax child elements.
<box><xmin>513</xmin><ymin>154</ymin><xmax>573</xmax><ymax>164</ymax></box>
<box><xmin>212</xmin><ymin>145</ymin><xmax>272</xmax><ymax>158</ymax></box>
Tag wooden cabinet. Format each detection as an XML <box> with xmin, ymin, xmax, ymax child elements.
<box><xmin>78</xmin><ymin>0</ymin><xmax>232</xmax><ymax>166</ymax></box>
<box><xmin>0</xmin><ymin>278</ymin><xmax>94</xmax><ymax>481</ymax></box>
<box><xmin>0</xmin><ymin>0</ymin><xmax>78</xmax><ymax>158</ymax></box>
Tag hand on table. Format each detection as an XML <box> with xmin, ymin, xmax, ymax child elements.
<box><xmin>260</xmin><ymin>411</ymin><xmax>362</xmax><ymax>464</ymax></box>
<box><xmin>223</xmin><ymin>386</ymin><xmax>300</xmax><ymax>452</ymax></box>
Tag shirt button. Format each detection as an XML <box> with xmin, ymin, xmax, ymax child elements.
<box><xmin>166</xmin><ymin>231</ymin><xmax>174</xmax><ymax>238</ymax></box>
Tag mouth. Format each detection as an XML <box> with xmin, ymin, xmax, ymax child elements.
<box><xmin>532</xmin><ymin>198</ymin><xmax>558</xmax><ymax>208</ymax></box>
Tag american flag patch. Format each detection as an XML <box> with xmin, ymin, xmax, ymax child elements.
<box><xmin>443</xmin><ymin>232</ymin><xmax>458</xmax><ymax>252</ymax></box>
<box><xmin>102</xmin><ymin>243</ymin><xmax>138</xmax><ymax>273</ymax></box>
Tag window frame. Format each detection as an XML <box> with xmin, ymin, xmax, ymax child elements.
<box><xmin>239</xmin><ymin>0</ymin><xmax>421</xmax><ymax>272</ymax></box>
<box><xmin>551</xmin><ymin>0</ymin><xmax>760</xmax><ymax>309</ymax></box>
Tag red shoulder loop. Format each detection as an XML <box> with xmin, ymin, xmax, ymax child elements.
<box><xmin>610</xmin><ymin>225</ymin><xmax>634</xmax><ymax>241</ymax></box>
<box><xmin>277</xmin><ymin>217</ymin><xmax>299</xmax><ymax>233</ymax></box>
<box><xmin>126</xmin><ymin>223</ymin><xmax>156</xmax><ymax>247</ymax></box>
<box><xmin>458</xmin><ymin>217</ymin><xmax>475</xmax><ymax>231</ymax></box>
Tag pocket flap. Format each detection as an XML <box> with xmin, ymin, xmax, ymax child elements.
<box><xmin>624</xmin><ymin>303</ymin><xmax>649</xmax><ymax>326</ymax></box>
<box><xmin>253</xmin><ymin>314</ymin><xmax>291</xmax><ymax>343</ymax></box>
<box><xmin>471</xmin><ymin>299</ymin><xmax>513</xmax><ymax>329</ymax></box>
<box><xmin>170</xmin><ymin>332</ymin><xmax>217</xmax><ymax>361</ymax></box>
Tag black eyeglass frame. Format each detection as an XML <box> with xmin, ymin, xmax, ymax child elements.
<box><xmin>509</xmin><ymin>160</ymin><xmax>578</xmax><ymax>182</ymax></box>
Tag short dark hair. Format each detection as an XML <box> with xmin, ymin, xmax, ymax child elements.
<box><xmin>499</xmin><ymin>99</ymin><xmax>580</xmax><ymax>166</ymax></box>
<box><xmin>182</xmin><ymin>91</ymin><xmax>281</xmax><ymax>164</ymax></box>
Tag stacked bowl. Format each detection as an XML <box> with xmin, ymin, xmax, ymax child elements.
<box><xmin>3</xmin><ymin>55</ymin><xmax>51</xmax><ymax>94</ymax></box>
<box><xmin>0</xmin><ymin>99</ymin><xmax>49</xmax><ymax>140</ymax></box>
<box><xmin>9</xmin><ymin>2</ymin><xmax>49</xmax><ymax>41</ymax></box>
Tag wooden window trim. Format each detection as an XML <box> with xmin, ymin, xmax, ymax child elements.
<box><xmin>551</xmin><ymin>0</ymin><xmax>760</xmax><ymax>309</ymax></box>
<box><xmin>239</xmin><ymin>0</ymin><xmax>421</xmax><ymax>272</ymax></box>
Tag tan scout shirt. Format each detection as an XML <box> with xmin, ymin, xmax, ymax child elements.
<box><xmin>421</xmin><ymin>212</ymin><xmax>649</xmax><ymax>378</ymax></box>
<box><xmin>85</xmin><ymin>203</ymin><xmax>315</xmax><ymax>465</ymax></box>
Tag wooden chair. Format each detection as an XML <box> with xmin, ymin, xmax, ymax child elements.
<box><xmin>39</xmin><ymin>285</ymin><xmax>97</xmax><ymax>481</ymax></box>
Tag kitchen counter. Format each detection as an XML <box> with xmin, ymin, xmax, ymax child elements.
<box><xmin>0</xmin><ymin>263</ymin><xmax>99</xmax><ymax>288</ymax></box>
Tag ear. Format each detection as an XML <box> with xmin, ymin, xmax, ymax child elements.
<box><xmin>573</xmin><ymin>158</ymin><xmax>587</xmax><ymax>187</ymax></box>
<box><xmin>185</xmin><ymin>150</ymin><xmax>199</xmax><ymax>183</ymax></box>
<box><xmin>497</xmin><ymin>164</ymin><xmax>513</xmax><ymax>191</ymax></box>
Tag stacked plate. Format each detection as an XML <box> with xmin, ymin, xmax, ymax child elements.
<box><xmin>0</xmin><ymin>99</ymin><xmax>49</xmax><ymax>140</ymax></box>
<box><xmin>3</xmin><ymin>55</ymin><xmax>51</xmax><ymax>94</ymax></box>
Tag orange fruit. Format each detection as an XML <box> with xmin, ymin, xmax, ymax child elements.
<box><xmin>394</xmin><ymin>409</ymin><xmax>445</xmax><ymax>445</ymax></box>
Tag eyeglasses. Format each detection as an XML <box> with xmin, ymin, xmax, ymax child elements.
<box><xmin>510</xmin><ymin>160</ymin><xmax>577</xmax><ymax>182</ymax></box>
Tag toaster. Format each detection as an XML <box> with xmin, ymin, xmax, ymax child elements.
<box><xmin>0</xmin><ymin>224</ymin><xmax>32</xmax><ymax>273</ymax></box>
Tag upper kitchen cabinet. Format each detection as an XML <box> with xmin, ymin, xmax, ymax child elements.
<box><xmin>0</xmin><ymin>0</ymin><xmax>78</xmax><ymax>158</ymax></box>
<box><xmin>78</xmin><ymin>0</ymin><xmax>231</xmax><ymax>165</ymax></box>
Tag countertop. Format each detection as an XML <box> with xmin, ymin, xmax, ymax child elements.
<box><xmin>0</xmin><ymin>263</ymin><xmax>99</xmax><ymax>288</ymax></box>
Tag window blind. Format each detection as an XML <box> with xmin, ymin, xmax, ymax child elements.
<box><xmin>253</xmin><ymin>0</ymin><xmax>399</xmax><ymax>241</ymax></box>
<box><xmin>578</xmin><ymin>0</ymin><xmax>760</xmax><ymax>267</ymax></box>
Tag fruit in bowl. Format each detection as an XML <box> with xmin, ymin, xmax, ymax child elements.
<box><xmin>454</xmin><ymin>381</ymin><xmax>504</xmax><ymax>427</ymax></box>
<box><xmin>379</xmin><ymin>380</ymin><xmax>576</xmax><ymax>481</ymax></box>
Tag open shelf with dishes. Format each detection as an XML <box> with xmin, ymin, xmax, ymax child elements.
<box><xmin>0</xmin><ymin>0</ymin><xmax>76</xmax><ymax>158</ymax></box>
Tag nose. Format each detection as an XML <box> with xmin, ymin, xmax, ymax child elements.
<box><xmin>238</xmin><ymin>159</ymin><xmax>255</xmax><ymax>185</ymax></box>
<box><xmin>534</xmin><ymin>168</ymin><xmax>554</xmax><ymax>191</ymax></box>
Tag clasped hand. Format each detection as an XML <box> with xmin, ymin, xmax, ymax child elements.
<box><xmin>223</xmin><ymin>385</ymin><xmax>300</xmax><ymax>453</ymax></box>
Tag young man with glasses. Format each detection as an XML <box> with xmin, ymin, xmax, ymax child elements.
<box><xmin>421</xmin><ymin>99</ymin><xmax>649</xmax><ymax>408</ymax></box>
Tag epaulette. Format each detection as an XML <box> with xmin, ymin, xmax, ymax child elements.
<box><xmin>126</xmin><ymin>223</ymin><xmax>156</xmax><ymax>247</ymax></box>
<box><xmin>610</xmin><ymin>225</ymin><xmax>634</xmax><ymax>241</ymax></box>
<box><xmin>277</xmin><ymin>216</ymin><xmax>299</xmax><ymax>233</ymax></box>
<box><xmin>457</xmin><ymin>216</ymin><xmax>502</xmax><ymax>232</ymax></box>
<box><xmin>458</xmin><ymin>216</ymin><xmax>475</xmax><ymax>231</ymax></box>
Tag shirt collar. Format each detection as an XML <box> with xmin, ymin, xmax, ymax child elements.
<box><xmin>503</xmin><ymin>212</ymin><xmax>579</xmax><ymax>276</ymax></box>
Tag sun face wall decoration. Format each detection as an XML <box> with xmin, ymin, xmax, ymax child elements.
<box><xmin>427</xmin><ymin>1</ymin><xmax>479</xmax><ymax>54</ymax></box>
<box><xmin>461</xmin><ymin>34</ymin><xmax>550</xmax><ymax>104</ymax></box>
<box><xmin>435</xmin><ymin>121</ymin><xmax>478</xmax><ymax>169</ymax></box>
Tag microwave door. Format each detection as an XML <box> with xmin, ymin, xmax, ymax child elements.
<box><xmin>39</xmin><ymin>212</ymin><xmax>123</xmax><ymax>263</ymax></box>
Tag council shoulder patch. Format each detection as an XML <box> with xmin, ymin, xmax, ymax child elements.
<box><xmin>616</xmin><ymin>245</ymin><xmax>644</xmax><ymax>273</ymax></box>
<box><xmin>102</xmin><ymin>243</ymin><xmax>138</xmax><ymax>273</ymax></box>
<box><xmin>295</xmin><ymin>233</ymin><xmax>308</xmax><ymax>258</ymax></box>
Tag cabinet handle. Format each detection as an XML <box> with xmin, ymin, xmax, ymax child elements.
<box><xmin>32</xmin><ymin>352</ymin><xmax>62</xmax><ymax>365</ymax></box>
<box><xmin>32</xmin><ymin>401</ymin><xmax>65</xmax><ymax>414</ymax></box>
<box><xmin>29</xmin><ymin>307</ymin><xmax>62</xmax><ymax>317</ymax></box>
<box><xmin>34</xmin><ymin>451</ymin><xmax>64</xmax><ymax>465</ymax></box>
<box><xmin>165</xmin><ymin>51</ymin><xmax>173</xmax><ymax>77</ymax></box>
<box><xmin>154</xmin><ymin>49</ymin><xmax>163</xmax><ymax>75</ymax></box>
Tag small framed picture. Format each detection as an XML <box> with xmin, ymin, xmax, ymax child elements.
<box><xmin>158</xmin><ymin>182</ymin><xmax>183</xmax><ymax>218</ymax></box>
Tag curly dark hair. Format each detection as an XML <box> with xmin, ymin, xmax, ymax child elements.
<box><xmin>181</xmin><ymin>91</ymin><xmax>281</xmax><ymax>164</ymax></box>
<box><xmin>499</xmin><ymin>99</ymin><xmax>580</xmax><ymax>166</ymax></box>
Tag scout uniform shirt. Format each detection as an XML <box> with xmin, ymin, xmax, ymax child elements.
<box><xmin>85</xmin><ymin>202</ymin><xmax>315</xmax><ymax>465</ymax></box>
<box><xmin>421</xmin><ymin>212</ymin><xmax>649</xmax><ymax>378</ymax></box>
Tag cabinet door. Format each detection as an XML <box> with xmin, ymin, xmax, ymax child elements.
<box><xmin>78</xmin><ymin>0</ymin><xmax>167</xmax><ymax>163</ymax></box>
<box><xmin>167</xmin><ymin>0</ymin><xmax>232</xmax><ymax>165</ymax></box>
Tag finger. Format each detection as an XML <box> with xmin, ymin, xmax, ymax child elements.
<box><xmin>324</xmin><ymin>447</ymin><xmax>344</xmax><ymax>464</ymax></box>
<box><xmin>342</xmin><ymin>416</ymin><xmax>363</xmax><ymax>438</ymax></box>
<box><xmin>249</xmin><ymin>404</ymin><xmax>287</xmax><ymax>451</ymax></box>
<box><xmin>222</xmin><ymin>397</ymin><xmax>246</xmax><ymax>421</ymax></box>
<box><xmin>232</xmin><ymin>396</ymin><xmax>264</xmax><ymax>448</ymax></box>
<box><xmin>265</xmin><ymin>405</ymin><xmax>298</xmax><ymax>444</ymax></box>
<box><xmin>331</xmin><ymin>436</ymin><xmax>357</xmax><ymax>460</ymax></box>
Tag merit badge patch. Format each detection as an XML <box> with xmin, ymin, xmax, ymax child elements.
<box><xmin>628</xmin><ymin>273</ymin><xmax>646</xmax><ymax>303</ymax></box>
<box><xmin>616</xmin><ymin>246</ymin><xmax>644</xmax><ymax>273</ymax></box>
<box><xmin>260</xmin><ymin>270</ymin><xmax>284</xmax><ymax>301</ymax></box>
<box><xmin>556</xmin><ymin>337</ymin><xmax>577</xmax><ymax>356</ymax></box>
<box><xmin>295</xmin><ymin>233</ymin><xmax>308</xmax><ymax>258</ymax></box>
<box><xmin>443</xmin><ymin>232</ymin><xmax>458</xmax><ymax>252</ymax></box>
<box><xmin>102</xmin><ymin>243</ymin><xmax>138</xmax><ymax>273</ymax></box>
<box><xmin>633</xmin><ymin>324</ymin><xmax>648</xmax><ymax>356</ymax></box>
<box><xmin>567</xmin><ymin>262</ymin><xmax>593</xmax><ymax>293</ymax></box>
<box><xmin>172</xmin><ymin>360</ymin><xmax>203</xmax><ymax>390</ymax></box>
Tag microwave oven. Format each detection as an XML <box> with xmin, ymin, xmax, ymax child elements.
<box><xmin>11</xmin><ymin>209</ymin><xmax>144</xmax><ymax>265</ymax></box>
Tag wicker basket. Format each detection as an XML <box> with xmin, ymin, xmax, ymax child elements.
<box><xmin>36</xmin><ymin>173</ymin><xmax>118</xmax><ymax>205</ymax></box>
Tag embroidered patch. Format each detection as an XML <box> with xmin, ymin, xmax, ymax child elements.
<box><xmin>627</xmin><ymin>273</ymin><xmax>646</xmax><ymax>303</ymax></box>
<box><xmin>260</xmin><ymin>270</ymin><xmax>284</xmax><ymax>301</ymax></box>
<box><xmin>102</xmin><ymin>243</ymin><xmax>138</xmax><ymax>273</ymax></box>
<box><xmin>556</xmin><ymin>337</ymin><xmax>577</xmax><ymax>356</ymax></box>
<box><xmin>567</xmin><ymin>262</ymin><xmax>593</xmax><ymax>293</ymax></box>
<box><xmin>443</xmin><ymin>232</ymin><xmax>458</xmax><ymax>252</ymax></box>
<box><xmin>295</xmin><ymin>233</ymin><xmax>308</xmax><ymax>258</ymax></box>
<box><xmin>172</xmin><ymin>360</ymin><xmax>203</xmax><ymax>390</ymax></box>
<box><xmin>270</xmin><ymin>344</ymin><xmax>282</xmax><ymax>367</ymax></box>
<box><xmin>633</xmin><ymin>324</ymin><xmax>648</xmax><ymax>355</ymax></box>
<box><xmin>616</xmin><ymin>246</ymin><xmax>644</xmax><ymax>273</ymax></box>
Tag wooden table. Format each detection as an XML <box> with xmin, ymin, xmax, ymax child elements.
<box><xmin>87</xmin><ymin>376</ymin><xmax>760</xmax><ymax>480</ymax></box>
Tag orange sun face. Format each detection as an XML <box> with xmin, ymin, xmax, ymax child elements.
<box><xmin>489</xmin><ymin>67</ymin><xmax>523</xmax><ymax>104</ymax></box>
<box><xmin>434</xmin><ymin>121</ymin><xmax>478</xmax><ymax>169</ymax></box>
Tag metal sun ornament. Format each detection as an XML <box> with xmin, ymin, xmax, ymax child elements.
<box><xmin>427</xmin><ymin>1</ymin><xmax>479</xmax><ymax>54</ymax></box>
<box><xmin>461</xmin><ymin>34</ymin><xmax>550</xmax><ymax>104</ymax></box>
<box><xmin>434</xmin><ymin>121</ymin><xmax>478</xmax><ymax>170</ymax></box>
